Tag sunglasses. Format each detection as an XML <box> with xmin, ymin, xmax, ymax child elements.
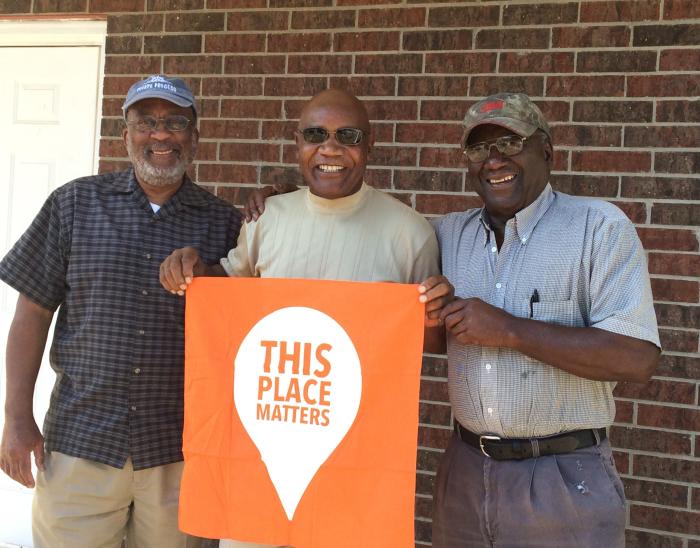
<box><xmin>127</xmin><ymin>115</ymin><xmax>192</xmax><ymax>133</ymax></box>
<box><xmin>297</xmin><ymin>127</ymin><xmax>365</xmax><ymax>146</ymax></box>
<box><xmin>463</xmin><ymin>135</ymin><xmax>531</xmax><ymax>163</ymax></box>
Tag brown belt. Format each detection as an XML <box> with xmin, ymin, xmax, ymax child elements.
<box><xmin>454</xmin><ymin>422</ymin><xmax>606</xmax><ymax>460</ymax></box>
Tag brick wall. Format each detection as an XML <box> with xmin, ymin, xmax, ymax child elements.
<box><xmin>3</xmin><ymin>0</ymin><xmax>698</xmax><ymax>545</ymax></box>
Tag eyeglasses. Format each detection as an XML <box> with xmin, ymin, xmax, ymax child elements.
<box><xmin>463</xmin><ymin>135</ymin><xmax>530</xmax><ymax>163</ymax></box>
<box><xmin>126</xmin><ymin>115</ymin><xmax>192</xmax><ymax>133</ymax></box>
<box><xmin>297</xmin><ymin>127</ymin><xmax>365</xmax><ymax>146</ymax></box>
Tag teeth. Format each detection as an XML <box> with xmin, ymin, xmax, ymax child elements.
<box><xmin>318</xmin><ymin>165</ymin><xmax>344</xmax><ymax>173</ymax></box>
<box><xmin>489</xmin><ymin>174</ymin><xmax>515</xmax><ymax>184</ymax></box>
<box><xmin>152</xmin><ymin>149</ymin><xmax>174</xmax><ymax>155</ymax></box>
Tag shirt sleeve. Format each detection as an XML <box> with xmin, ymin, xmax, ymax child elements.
<box><xmin>409</xmin><ymin>228</ymin><xmax>441</xmax><ymax>284</ymax></box>
<box><xmin>589</xmin><ymin>216</ymin><xmax>660</xmax><ymax>348</ymax></box>
<box><xmin>220</xmin><ymin>221</ymin><xmax>255</xmax><ymax>278</ymax></box>
<box><xmin>0</xmin><ymin>189</ymin><xmax>70</xmax><ymax>311</ymax></box>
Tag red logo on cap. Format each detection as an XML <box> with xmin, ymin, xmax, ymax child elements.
<box><xmin>480</xmin><ymin>100</ymin><xmax>504</xmax><ymax>113</ymax></box>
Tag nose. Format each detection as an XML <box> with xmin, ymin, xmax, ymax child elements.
<box><xmin>149</xmin><ymin>124</ymin><xmax>172</xmax><ymax>139</ymax></box>
<box><xmin>318</xmin><ymin>137</ymin><xmax>344</xmax><ymax>155</ymax></box>
<box><xmin>483</xmin><ymin>143</ymin><xmax>507</xmax><ymax>167</ymax></box>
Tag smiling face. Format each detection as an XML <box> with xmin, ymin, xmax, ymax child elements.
<box><xmin>123</xmin><ymin>97</ymin><xmax>198</xmax><ymax>189</ymax></box>
<box><xmin>466</xmin><ymin>124</ymin><xmax>552</xmax><ymax>228</ymax></box>
<box><xmin>296</xmin><ymin>90</ymin><xmax>373</xmax><ymax>200</ymax></box>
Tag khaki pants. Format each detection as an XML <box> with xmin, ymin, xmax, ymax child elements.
<box><xmin>33</xmin><ymin>451</ymin><xmax>205</xmax><ymax>548</ymax></box>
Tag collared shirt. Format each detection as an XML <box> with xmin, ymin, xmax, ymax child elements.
<box><xmin>435</xmin><ymin>184</ymin><xmax>660</xmax><ymax>438</ymax></box>
<box><xmin>0</xmin><ymin>169</ymin><xmax>241</xmax><ymax>469</ymax></box>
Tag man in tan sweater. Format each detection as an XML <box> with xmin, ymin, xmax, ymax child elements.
<box><xmin>160</xmin><ymin>89</ymin><xmax>452</xmax><ymax>547</ymax></box>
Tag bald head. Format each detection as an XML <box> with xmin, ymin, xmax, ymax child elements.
<box><xmin>299</xmin><ymin>89</ymin><xmax>371</xmax><ymax>133</ymax></box>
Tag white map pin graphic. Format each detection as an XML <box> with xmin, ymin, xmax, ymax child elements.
<box><xmin>234</xmin><ymin>306</ymin><xmax>362</xmax><ymax>520</ymax></box>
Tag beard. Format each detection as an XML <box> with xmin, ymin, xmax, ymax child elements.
<box><xmin>127</xmin><ymin>133</ymin><xmax>198</xmax><ymax>187</ymax></box>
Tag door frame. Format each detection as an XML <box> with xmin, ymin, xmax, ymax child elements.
<box><xmin>0</xmin><ymin>19</ymin><xmax>107</xmax><ymax>175</ymax></box>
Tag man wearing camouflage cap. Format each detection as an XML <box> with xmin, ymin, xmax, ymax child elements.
<box><xmin>0</xmin><ymin>74</ymin><xmax>240</xmax><ymax>547</ymax></box>
<box><xmin>427</xmin><ymin>93</ymin><xmax>661</xmax><ymax>547</ymax></box>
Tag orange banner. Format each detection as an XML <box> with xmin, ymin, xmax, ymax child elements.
<box><xmin>179</xmin><ymin>278</ymin><xmax>425</xmax><ymax>547</ymax></box>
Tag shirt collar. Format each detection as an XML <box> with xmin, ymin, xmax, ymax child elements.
<box><xmin>105</xmin><ymin>168</ymin><xmax>208</xmax><ymax>208</ymax></box>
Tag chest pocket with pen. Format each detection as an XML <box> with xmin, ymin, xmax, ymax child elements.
<box><xmin>528</xmin><ymin>298</ymin><xmax>583</xmax><ymax>328</ymax></box>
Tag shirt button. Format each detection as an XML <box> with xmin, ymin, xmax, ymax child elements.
<box><xmin>138</xmin><ymin>329</ymin><xmax>145</xmax><ymax>335</ymax></box>
<box><xmin>134</xmin><ymin>368</ymin><xmax>141</xmax><ymax>374</ymax></box>
<box><xmin>491</xmin><ymin>246</ymin><xmax>497</xmax><ymax>253</ymax></box>
<box><xmin>145</xmin><ymin>253</ymin><xmax>151</xmax><ymax>259</ymax></box>
<box><xmin>141</xmin><ymin>290</ymin><xmax>148</xmax><ymax>296</ymax></box>
<box><xmin>487</xmin><ymin>407</ymin><xmax>493</xmax><ymax>414</ymax></box>
<box><xmin>130</xmin><ymin>405</ymin><xmax>137</xmax><ymax>411</ymax></box>
<box><xmin>485</xmin><ymin>363</ymin><xmax>492</xmax><ymax>370</ymax></box>
<box><xmin>496</xmin><ymin>283</ymin><xmax>502</xmax><ymax>289</ymax></box>
<box><xmin>522</xmin><ymin>238</ymin><xmax>528</xmax><ymax>244</ymax></box>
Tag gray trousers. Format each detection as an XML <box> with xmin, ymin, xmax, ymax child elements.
<box><xmin>432</xmin><ymin>434</ymin><xmax>626</xmax><ymax>548</ymax></box>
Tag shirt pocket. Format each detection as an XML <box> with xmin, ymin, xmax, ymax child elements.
<box><xmin>531</xmin><ymin>299</ymin><xmax>583</xmax><ymax>328</ymax></box>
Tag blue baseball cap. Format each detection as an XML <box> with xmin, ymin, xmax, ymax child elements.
<box><xmin>122</xmin><ymin>74</ymin><xmax>197</xmax><ymax>117</ymax></box>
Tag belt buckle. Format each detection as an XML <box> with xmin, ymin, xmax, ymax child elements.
<box><xmin>479</xmin><ymin>434</ymin><xmax>501</xmax><ymax>458</ymax></box>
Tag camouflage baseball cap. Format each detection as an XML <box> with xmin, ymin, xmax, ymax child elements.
<box><xmin>462</xmin><ymin>93</ymin><xmax>550</xmax><ymax>146</ymax></box>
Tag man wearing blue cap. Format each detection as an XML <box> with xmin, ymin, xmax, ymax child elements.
<box><xmin>0</xmin><ymin>75</ymin><xmax>240</xmax><ymax>547</ymax></box>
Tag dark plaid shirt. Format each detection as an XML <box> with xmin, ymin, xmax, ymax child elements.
<box><xmin>0</xmin><ymin>169</ymin><xmax>241</xmax><ymax>469</ymax></box>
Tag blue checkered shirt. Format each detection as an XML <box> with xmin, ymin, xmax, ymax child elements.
<box><xmin>0</xmin><ymin>169</ymin><xmax>241</xmax><ymax>469</ymax></box>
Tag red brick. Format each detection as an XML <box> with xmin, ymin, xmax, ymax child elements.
<box><xmin>221</xmin><ymin>99</ymin><xmax>282</xmax><ymax>119</ymax></box>
<box><xmin>625</xmin><ymin>528</ymin><xmax>684</xmax><ymax>548</ymax></box>
<box><xmin>552</xmin><ymin>151</ymin><xmax>568</xmax><ymax>172</ymax></box>
<box><xmin>364</xmin><ymin>99</ymin><xmax>418</xmax><ymax>121</ymax></box>
<box><xmin>281</xmin><ymin>143</ymin><xmax>297</xmax><ymax>164</ymax></box>
<box><xmin>631</xmin><ymin>505</ymin><xmax>700</xmax><ymax>536</ymax></box>
<box><xmin>101</xmin><ymin>118</ymin><xmax>125</xmax><ymax>138</ymax></box>
<box><xmin>547</xmin><ymin>75</ymin><xmax>625</xmax><ymax>97</ymax></box>
<box><xmin>198</xmin><ymin>99</ymin><xmax>219</xmax><ymax>118</ymax></box>
<box><xmin>107</xmin><ymin>14</ymin><xmax>161</xmax><ymax>33</ymax></box>
<box><xmin>260</xmin><ymin>166</ymin><xmax>303</xmax><ymax>187</ymax></box>
<box><xmin>419</xmin><ymin>402</ymin><xmax>451</xmax><ymax>426</ymax></box>
<box><xmin>369</xmin><ymin>146</ymin><xmax>417</xmax><ymax>167</ymax></box>
<box><xmin>147</xmin><ymin>0</ymin><xmax>201</xmax><ymax>9</ymax></box>
<box><xmin>355</xmin><ymin>53</ymin><xmax>422</xmax><ymax>74</ymax></box>
<box><xmin>105</xmin><ymin>55</ymin><xmax>161</xmax><ymax>74</ymax></box>
<box><xmin>694</xmin><ymin>487</ymin><xmax>700</xmax><ymax>511</ymax></box>
<box><xmin>499</xmin><ymin>52</ymin><xmax>574</xmax><ymax>73</ymax></box>
<box><xmin>614</xmin><ymin>379</ymin><xmax>696</xmax><ymax>405</ymax></box>
<box><xmin>634</xmin><ymin>24</ymin><xmax>700</xmax><ymax>46</ymax></box>
<box><xmin>624</xmin><ymin>477</ymin><xmax>689</xmax><ymax>507</ymax></box>
<box><xmin>207</xmin><ymin>0</ymin><xmax>264</xmax><ymax>7</ymax></box>
<box><xmin>550</xmin><ymin>125</ymin><xmax>620</xmax><ymax>147</ymax></box>
<box><xmin>424</xmin><ymin>52</ymin><xmax>495</xmax><ymax>74</ymax></box>
<box><xmin>416</xmin><ymin>448</ymin><xmax>442</xmax><ymax>475</ymax></box>
<box><xmin>550</xmin><ymin>174</ymin><xmax>619</xmax><ymax>197</ymax></box>
<box><xmin>660</xmin><ymin>48</ymin><xmax>700</xmax><ymax>71</ymax></box>
<box><xmin>260</xmin><ymin>121</ymin><xmax>296</xmax><ymax>142</ymax></box>
<box><xmin>650</xmin><ymin>252</ymin><xmax>700</xmax><ymax>278</ymax></box>
<box><xmin>421</xmin><ymin>99</ymin><xmax>472</xmax><ymax>121</ymax></box>
<box><xmin>106</xmin><ymin>36</ymin><xmax>142</xmax><ymax>54</ymax></box>
<box><xmin>394</xmin><ymin>170</ymin><xmax>463</xmax><ymax>192</ymax></box>
<box><xmin>422</xmin><ymin>355</ymin><xmax>448</xmax><ymax>378</ymax></box>
<box><xmin>634</xmin><ymin>454</ymin><xmax>700</xmax><ymax>483</ymax></box>
<box><xmin>638</xmin><ymin>402</ymin><xmax>700</xmax><ymax>431</ymax></box>
<box><xmin>270</xmin><ymin>0</ymin><xmax>330</xmax><ymax>5</ymax></box>
<box><xmin>398</xmin><ymin>76</ymin><xmax>470</xmax><ymax>97</ymax></box>
<box><xmin>621</xmin><ymin>177</ymin><xmax>700</xmax><ymax>200</ymax></box>
<box><xmin>219</xmin><ymin>142</ymin><xmax>279</xmax><ymax>163</ymax></box>
<box><xmin>0</xmin><ymin>0</ymin><xmax>31</xmax><ymax>13</ymax></box>
<box><xmin>263</xmin><ymin>77</ymin><xmax>326</xmax><ymax>97</ymax></box>
<box><xmin>194</xmin><ymin>141</ymin><xmax>216</xmax><ymax>161</ymax></box>
<box><xmin>471</xmin><ymin>76</ymin><xmax>543</xmax><ymax>97</ymax></box>
<box><xmin>638</xmin><ymin>228</ymin><xmax>699</xmax><ymax>252</ymax></box>
<box><xmin>416</xmin><ymin>193</ymin><xmax>482</xmax><ymax>215</ymax></box>
<box><xmin>656</xmin><ymin>355</ymin><xmax>700</xmax><ymax>381</ymax></box>
<box><xmin>396</xmin><ymin>123</ymin><xmax>462</xmax><ymax>145</ymax></box>
<box><xmin>664</xmin><ymin>0</ymin><xmax>700</xmax><ymax>19</ymax></box>
<box><xmin>612</xmin><ymin>450</ymin><xmax>629</xmax><ymax>474</ymax></box>
<box><xmin>205</xmin><ymin>33</ymin><xmax>265</xmax><ymax>53</ymax></box>
<box><xmin>198</xmin><ymin>119</ymin><xmax>258</xmax><ymax>140</ymax></box>
<box><xmin>415</xmin><ymin>495</ymin><xmax>432</xmax><ymax>519</ymax></box>
<box><xmin>282</xmin><ymin>100</ymin><xmax>306</xmax><ymax>119</ymax></box>
<box><xmin>403</xmin><ymin>29</ymin><xmax>472</xmax><ymax>51</ymax></box>
<box><xmin>612</xmin><ymin>425</ymin><xmax>692</xmax><ymax>455</ymax></box>
<box><xmin>580</xmin><ymin>0</ymin><xmax>660</xmax><ymax>22</ymax></box>
<box><xmin>287</xmin><ymin>54</ymin><xmax>352</xmax><ymax>74</ymax></box>
<box><xmin>99</xmin><ymin>138</ymin><xmax>127</xmax><ymax>158</ymax></box>
<box><xmin>333</xmin><ymin>31</ymin><xmax>399</xmax><ymax>52</ymax></box>
<box><xmin>417</xmin><ymin>424</ymin><xmax>451</xmax><ymax>450</ymax></box>
<box><xmin>573</xmin><ymin>101</ymin><xmax>653</xmax><ymax>123</ymax></box>
<box><xmin>627</xmin><ymin>126</ymin><xmax>700</xmax><ymax>148</ymax></box>
<box><xmin>572</xmin><ymin>151</ymin><xmax>651</xmax><ymax>173</ymax></box>
<box><xmin>419</xmin><ymin>379</ymin><xmax>449</xmax><ymax>402</ymax></box>
<box><xmin>165</xmin><ymin>12</ymin><xmax>223</xmax><ymax>31</ymax></box>
<box><xmin>428</xmin><ymin>5</ymin><xmax>499</xmax><ymax>28</ymax></box>
<box><xmin>197</xmin><ymin>163</ymin><xmax>257</xmax><ymax>184</ymax></box>
<box><xmin>227</xmin><ymin>10</ymin><xmax>288</xmax><ymax>31</ymax></box>
<box><xmin>224</xmin><ymin>55</ymin><xmax>284</xmax><ymax>75</ymax></box>
<box><xmin>613</xmin><ymin>400</ymin><xmax>633</xmax><ymax>423</ymax></box>
<box><xmin>655</xmin><ymin>302</ymin><xmax>700</xmax><ymax>330</ymax></box>
<box><xmin>658</xmin><ymin>327</ymin><xmax>699</xmax><ymax>352</ymax></box>
<box><xmin>657</xmin><ymin>100</ymin><xmax>700</xmax><ymax>123</ymax></box>
<box><xmin>536</xmin><ymin>101</ymin><xmax>570</xmax><ymax>122</ymax></box>
<box><xmin>415</xmin><ymin>469</ymin><xmax>435</xmax><ymax>495</ymax></box>
<box><xmin>101</xmin><ymin>98</ymin><xmax>125</xmax><ymax>117</ymax></box>
<box><xmin>291</xmin><ymin>9</ymin><xmax>355</xmax><ymax>29</ymax></box>
<box><xmin>656</xmin><ymin>152</ymin><xmax>700</xmax><ymax>175</ymax></box>
<box><xmin>164</xmin><ymin>54</ymin><xmax>222</xmax><ymax>75</ymax></box>
<box><xmin>144</xmin><ymin>35</ymin><xmax>201</xmax><ymax>54</ymax></box>
<box><xmin>420</xmin><ymin>147</ymin><xmax>465</xmax><ymax>169</ymax></box>
<box><xmin>503</xmin><ymin>2</ymin><xmax>578</xmax><ymax>25</ymax></box>
<box><xmin>328</xmin><ymin>76</ymin><xmax>396</xmax><ymax>97</ymax></box>
<box><xmin>611</xmin><ymin>201</ymin><xmax>647</xmax><ymax>223</ymax></box>
<box><xmin>358</xmin><ymin>7</ymin><xmax>424</xmax><ymax>28</ymax></box>
<box><xmin>337</xmin><ymin>0</ymin><xmax>400</xmax><ymax>4</ymax></box>
<box><xmin>476</xmin><ymin>28</ymin><xmax>549</xmax><ymax>49</ymax></box>
<box><xmin>364</xmin><ymin>168</ymin><xmax>392</xmax><ymax>190</ymax></box>
<box><xmin>577</xmin><ymin>50</ymin><xmax>657</xmax><ymax>72</ymax></box>
<box><xmin>202</xmin><ymin>77</ymin><xmax>261</xmax><ymax>96</ymax></box>
<box><xmin>268</xmin><ymin>32</ymin><xmax>330</xmax><ymax>52</ymax></box>
<box><xmin>651</xmin><ymin>203</ymin><xmax>700</xmax><ymax>226</ymax></box>
<box><xmin>629</xmin><ymin>74</ymin><xmax>700</xmax><ymax>97</ymax></box>
<box><xmin>90</xmin><ymin>0</ymin><xmax>143</xmax><ymax>10</ymax></box>
<box><xmin>552</xmin><ymin>25</ymin><xmax>630</xmax><ymax>48</ymax></box>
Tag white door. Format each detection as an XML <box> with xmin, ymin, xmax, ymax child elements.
<box><xmin>0</xmin><ymin>25</ymin><xmax>105</xmax><ymax>546</ymax></box>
